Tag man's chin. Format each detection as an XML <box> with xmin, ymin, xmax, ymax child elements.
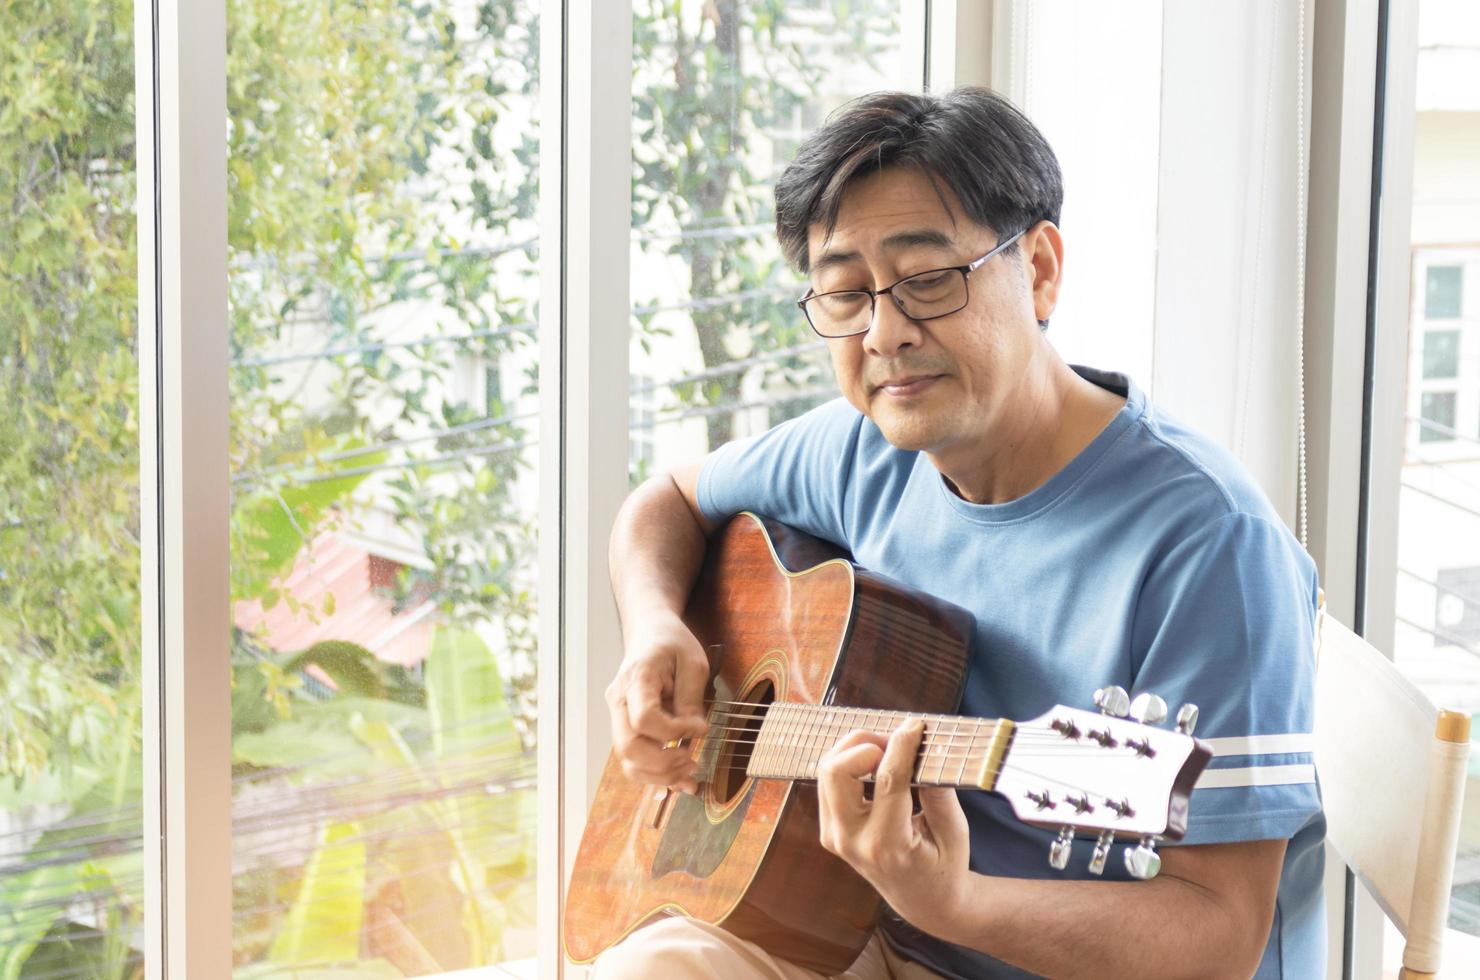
<box><xmin>870</xmin><ymin>414</ymin><xmax>938</xmax><ymax>453</ymax></box>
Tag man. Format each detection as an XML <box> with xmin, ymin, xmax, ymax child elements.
<box><xmin>596</xmin><ymin>88</ymin><xmax>1323</xmax><ymax>979</ymax></box>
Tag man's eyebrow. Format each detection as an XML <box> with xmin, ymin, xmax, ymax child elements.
<box><xmin>811</xmin><ymin>228</ymin><xmax>958</xmax><ymax>276</ymax></box>
<box><xmin>880</xmin><ymin>228</ymin><xmax>956</xmax><ymax>252</ymax></box>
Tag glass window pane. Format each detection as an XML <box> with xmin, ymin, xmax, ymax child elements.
<box><xmin>1420</xmin><ymin>391</ymin><xmax>1458</xmax><ymax>442</ymax></box>
<box><xmin>628</xmin><ymin>0</ymin><xmax>904</xmax><ymax>479</ymax></box>
<box><xmin>0</xmin><ymin>2</ymin><xmax>144</xmax><ymax>977</ymax></box>
<box><xmin>1424</xmin><ymin>330</ymin><xmax>1461</xmax><ymax>378</ymax></box>
<box><xmin>225</xmin><ymin>2</ymin><xmax>542</xmax><ymax>973</ymax></box>
<box><xmin>1390</xmin><ymin>1</ymin><xmax>1480</xmax><ymax>962</ymax></box>
<box><xmin>1426</xmin><ymin>264</ymin><xmax>1463</xmax><ymax>319</ymax></box>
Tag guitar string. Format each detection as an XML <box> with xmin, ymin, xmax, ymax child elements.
<box><xmin>652</xmin><ymin>705</ymin><xmax>1174</xmax><ymax>802</ymax></box>
<box><xmin>685</xmin><ymin>757</ymin><xmax>1137</xmax><ymax>807</ymax></box>
<box><xmin>703</xmin><ymin>702</ymin><xmax>1158</xmax><ymax>743</ymax></box>
<box><xmin>690</xmin><ymin>722</ymin><xmax>1161</xmax><ymax>755</ymax></box>
<box><xmin>687</xmin><ymin>721</ymin><xmax>1158</xmax><ymax>794</ymax></box>
<box><xmin>700</xmin><ymin>716</ymin><xmax>1154</xmax><ymax>748</ymax></box>
<box><xmin>684</xmin><ymin>733</ymin><xmax>1157</xmax><ymax>763</ymax></box>
<box><xmin>702</xmin><ymin>710</ymin><xmax>1139</xmax><ymax>745</ymax></box>
<box><xmin>685</xmin><ymin>724</ymin><xmax>1175</xmax><ymax>799</ymax></box>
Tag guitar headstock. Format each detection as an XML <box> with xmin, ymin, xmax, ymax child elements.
<box><xmin>991</xmin><ymin>688</ymin><xmax>1212</xmax><ymax>879</ymax></box>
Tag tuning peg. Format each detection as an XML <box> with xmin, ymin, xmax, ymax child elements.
<box><xmin>1093</xmin><ymin>685</ymin><xmax>1131</xmax><ymax>718</ymax></box>
<box><xmin>1049</xmin><ymin>826</ymin><xmax>1074</xmax><ymax>870</ymax></box>
<box><xmin>1129</xmin><ymin>692</ymin><xmax>1168</xmax><ymax>726</ymax></box>
<box><xmin>1088</xmin><ymin>829</ymin><xmax>1114</xmax><ymax>875</ymax></box>
<box><xmin>1175</xmin><ymin>703</ymin><xmax>1200</xmax><ymax>736</ymax></box>
<box><xmin>1124</xmin><ymin>836</ymin><xmax>1162</xmax><ymax>880</ymax></box>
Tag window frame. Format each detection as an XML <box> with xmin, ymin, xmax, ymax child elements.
<box><xmin>1307</xmin><ymin>0</ymin><xmax>1424</xmax><ymax>976</ymax></box>
<box><xmin>138</xmin><ymin>1</ymin><xmax>233</xmax><ymax>976</ymax></box>
<box><xmin>134</xmin><ymin>2</ymin><xmax>927</xmax><ymax>977</ymax></box>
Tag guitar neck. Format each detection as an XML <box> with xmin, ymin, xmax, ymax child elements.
<box><xmin>738</xmin><ymin>702</ymin><xmax>1015</xmax><ymax>791</ymax></box>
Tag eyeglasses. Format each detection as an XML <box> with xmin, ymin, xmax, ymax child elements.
<box><xmin>797</xmin><ymin>228</ymin><xmax>1026</xmax><ymax>339</ymax></box>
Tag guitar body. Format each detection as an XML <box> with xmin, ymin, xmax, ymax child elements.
<box><xmin>564</xmin><ymin>513</ymin><xmax>975</xmax><ymax>972</ymax></box>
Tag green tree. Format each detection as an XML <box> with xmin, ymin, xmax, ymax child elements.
<box><xmin>631</xmin><ymin>0</ymin><xmax>898</xmax><ymax>451</ymax></box>
<box><xmin>2</xmin><ymin>0</ymin><xmax>898</xmax><ymax>973</ymax></box>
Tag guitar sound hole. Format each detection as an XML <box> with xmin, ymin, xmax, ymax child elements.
<box><xmin>714</xmin><ymin>679</ymin><xmax>774</xmax><ymax>805</ymax></box>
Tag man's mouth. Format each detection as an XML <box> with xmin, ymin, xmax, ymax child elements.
<box><xmin>875</xmin><ymin>374</ymin><xmax>943</xmax><ymax>397</ymax></box>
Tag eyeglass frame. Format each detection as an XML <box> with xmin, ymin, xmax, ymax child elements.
<box><xmin>796</xmin><ymin>227</ymin><xmax>1028</xmax><ymax>339</ymax></box>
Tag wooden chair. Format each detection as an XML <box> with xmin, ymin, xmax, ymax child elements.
<box><xmin>1313</xmin><ymin>598</ymin><xmax>1472</xmax><ymax>978</ymax></box>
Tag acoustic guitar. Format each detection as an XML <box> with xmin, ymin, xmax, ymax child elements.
<box><xmin>565</xmin><ymin>513</ymin><xmax>1213</xmax><ymax>972</ymax></box>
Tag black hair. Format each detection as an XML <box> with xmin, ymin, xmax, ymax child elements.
<box><xmin>774</xmin><ymin>87</ymin><xmax>1063</xmax><ymax>281</ymax></box>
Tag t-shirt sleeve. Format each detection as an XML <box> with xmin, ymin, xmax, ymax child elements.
<box><xmin>1129</xmin><ymin>511</ymin><xmax>1321</xmax><ymax>846</ymax></box>
<box><xmin>695</xmin><ymin>397</ymin><xmax>863</xmax><ymax>550</ymax></box>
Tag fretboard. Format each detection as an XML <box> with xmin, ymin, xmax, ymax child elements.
<box><xmin>741</xmin><ymin>702</ymin><xmax>1015</xmax><ymax>790</ymax></box>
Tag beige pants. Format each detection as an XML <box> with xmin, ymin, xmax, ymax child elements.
<box><xmin>589</xmin><ymin>917</ymin><xmax>944</xmax><ymax>980</ymax></box>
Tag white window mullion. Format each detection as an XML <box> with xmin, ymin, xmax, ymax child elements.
<box><xmin>1358</xmin><ymin>0</ymin><xmax>1421</xmax><ymax>971</ymax></box>
<box><xmin>900</xmin><ymin>0</ymin><xmax>928</xmax><ymax>91</ymax></box>
<box><xmin>926</xmin><ymin>0</ymin><xmax>994</xmax><ymax>91</ymax></box>
<box><xmin>137</xmin><ymin>1</ymin><xmax>232</xmax><ymax>978</ymax></box>
<box><xmin>538</xmin><ymin>1</ymin><xmax>633</xmax><ymax>977</ymax></box>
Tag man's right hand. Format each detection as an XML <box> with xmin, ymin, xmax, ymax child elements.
<box><xmin>604</xmin><ymin>615</ymin><xmax>711</xmax><ymax>794</ymax></box>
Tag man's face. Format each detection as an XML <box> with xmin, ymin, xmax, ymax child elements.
<box><xmin>805</xmin><ymin>167</ymin><xmax>1047</xmax><ymax>456</ymax></box>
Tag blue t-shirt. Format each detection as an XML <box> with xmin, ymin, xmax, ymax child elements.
<box><xmin>696</xmin><ymin>366</ymin><xmax>1325</xmax><ymax>979</ymax></box>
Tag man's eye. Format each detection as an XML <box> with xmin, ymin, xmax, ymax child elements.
<box><xmin>815</xmin><ymin>291</ymin><xmax>870</xmax><ymax>312</ymax></box>
<box><xmin>907</xmin><ymin>272</ymin><xmax>951</xmax><ymax>289</ymax></box>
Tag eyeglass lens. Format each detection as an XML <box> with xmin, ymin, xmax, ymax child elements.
<box><xmin>805</xmin><ymin>268</ymin><xmax>968</xmax><ymax>337</ymax></box>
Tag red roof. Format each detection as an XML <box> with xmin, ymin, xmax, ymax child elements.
<box><xmin>233</xmin><ymin>531</ymin><xmax>437</xmax><ymax>667</ymax></box>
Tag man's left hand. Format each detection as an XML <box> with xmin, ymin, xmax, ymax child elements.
<box><xmin>816</xmin><ymin>719</ymin><xmax>973</xmax><ymax>931</ymax></box>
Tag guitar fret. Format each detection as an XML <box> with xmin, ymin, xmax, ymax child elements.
<box><xmin>949</xmin><ymin>716</ymin><xmax>964</xmax><ymax>786</ymax></box>
<box><xmin>776</xmin><ymin>703</ymin><xmax>792</xmax><ymax>779</ymax></box>
<box><xmin>775</xmin><ymin>703</ymin><xmax>790</xmax><ymax>779</ymax></box>
<box><xmin>941</xmin><ymin>722</ymin><xmax>953</xmax><ymax>793</ymax></box>
<box><xmin>797</xmin><ymin>708</ymin><xmax>813</xmax><ymax>782</ymax></box>
<box><xmin>959</xmin><ymin>719</ymin><xmax>970</xmax><ymax>787</ymax></box>
<box><xmin>939</xmin><ymin>716</ymin><xmax>956</xmax><ymax>787</ymax></box>
<box><xmin>805</xmin><ymin>707</ymin><xmax>827</xmax><ymax>781</ymax></box>
<box><xmin>789</xmin><ymin>702</ymin><xmax>806</xmax><ymax>780</ymax></box>
<box><xmin>747</xmin><ymin>704</ymin><xmax>1011</xmax><ymax>787</ymax></box>
<box><xmin>961</xmin><ymin>717</ymin><xmax>979</xmax><ymax>787</ymax></box>
<box><xmin>931</xmin><ymin>716</ymin><xmax>949</xmax><ymax>787</ymax></box>
<box><xmin>757</xmin><ymin>707</ymin><xmax>781</xmax><ymax>781</ymax></box>
<box><xmin>753</xmin><ymin>702</ymin><xmax>769</xmax><ymax>779</ymax></box>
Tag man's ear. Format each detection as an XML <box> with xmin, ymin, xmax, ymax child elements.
<box><xmin>1024</xmin><ymin>220</ymin><xmax>1064</xmax><ymax>327</ymax></box>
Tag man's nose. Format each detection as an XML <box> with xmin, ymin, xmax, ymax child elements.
<box><xmin>861</xmin><ymin>292</ymin><xmax>922</xmax><ymax>356</ymax></box>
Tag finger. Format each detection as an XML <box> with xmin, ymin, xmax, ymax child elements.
<box><xmin>871</xmin><ymin>720</ymin><xmax>924</xmax><ymax>831</ymax></box>
<box><xmin>916</xmin><ymin>786</ymin><xmax>970</xmax><ymax>857</ymax></box>
<box><xmin>817</xmin><ymin>740</ymin><xmax>886</xmax><ymax>841</ymax></box>
<box><xmin>611</xmin><ymin>700</ymin><xmax>697</xmax><ymax>786</ymax></box>
<box><xmin>624</xmin><ymin>667</ymin><xmax>695</xmax><ymax>742</ymax></box>
<box><xmin>670</xmin><ymin>646</ymin><xmax>711</xmax><ymax>735</ymax></box>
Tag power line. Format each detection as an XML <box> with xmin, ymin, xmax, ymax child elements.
<box><xmin>1408</xmin><ymin>413</ymin><xmax>1480</xmax><ymax>448</ymax></box>
<box><xmin>233</xmin><ymin>409</ymin><xmax>539</xmax><ymax>484</ymax></box>
<box><xmin>1395</xmin><ymin>613</ymin><xmax>1480</xmax><ymax>663</ymax></box>
<box><xmin>1400</xmin><ymin>480</ymin><xmax>1480</xmax><ymax>521</ymax></box>
<box><xmin>235</xmin><ymin>322</ymin><xmax>536</xmax><ymax>369</ymax></box>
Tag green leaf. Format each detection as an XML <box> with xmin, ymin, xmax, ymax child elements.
<box><xmin>281</xmin><ymin>640</ymin><xmax>386</xmax><ymax>699</ymax></box>
<box><xmin>0</xmin><ymin>864</ymin><xmax>79</xmax><ymax>980</ymax></box>
<box><xmin>268</xmin><ymin>821</ymin><xmax>367</xmax><ymax>965</ymax></box>
<box><xmin>424</xmin><ymin>627</ymin><xmax>521</xmax><ymax>762</ymax></box>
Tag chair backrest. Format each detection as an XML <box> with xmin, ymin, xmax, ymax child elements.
<box><xmin>1312</xmin><ymin>602</ymin><xmax>1471</xmax><ymax>977</ymax></box>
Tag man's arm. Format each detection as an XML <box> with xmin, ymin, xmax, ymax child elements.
<box><xmin>817</xmin><ymin>724</ymin><xmax>1284</xmax><ymax>980</ymax></box>
<box><xmin>944</xmin><ymin>839</ymin><xmax>1285</xmax><ymax>979</ymax></box>
<box><xmin>604</xmin><ymin>461</ymin><xmax>717</xmax><ymax>793</ymax></box>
